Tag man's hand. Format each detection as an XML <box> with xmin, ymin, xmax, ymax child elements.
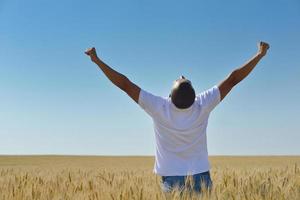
<box><xmin>258</xmin><ymin>41</ymin><xmax>270</xmax><ymax>57</ymax></box>
<box><xmin>85</xmin><ymin>47</ymin><xmax>99</xmax><ymax>63</ymax></box>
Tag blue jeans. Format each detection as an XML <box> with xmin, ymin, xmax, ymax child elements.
<box><xmin>161</xmin><ymin>171</ymin><xmax>212</xmax><ymax>193</ymax></box>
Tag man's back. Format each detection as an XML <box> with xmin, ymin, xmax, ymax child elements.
<box><xmin>138</xmin><ymin>86</ymin><xmax>220</xmax><ymax>176</ymax></box>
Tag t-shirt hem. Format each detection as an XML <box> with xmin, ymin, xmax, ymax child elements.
<box><xmin>154</xmin><ymin>167</ymin><xmax>211</xmax><ymax>176</ymax></box>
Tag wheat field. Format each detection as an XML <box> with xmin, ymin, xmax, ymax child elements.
<box><xmin>0</xmin><ymin>156</ymin><xmax>299</xmax><ymax>200</ymax></box>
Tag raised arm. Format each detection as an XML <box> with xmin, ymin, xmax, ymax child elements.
<box><xmin>85</xmin><ymin>47</ymin><xmax>141</xmax><ymax>103</ymax></box>
<box><xmin>218</xmin><ymin>41</ymin><xmax>270</xmax><ymax>101</ymax></box>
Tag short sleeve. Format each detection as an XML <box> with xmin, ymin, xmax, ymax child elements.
<box><xmin>138</xmin><ymin>89</ymin><xmax>165</xmax><ymax>117</ymax></box>
<box><xmin>196</xmin><ymin>85</ymin><xmax>221</xmax><ymax>113</ymax></box>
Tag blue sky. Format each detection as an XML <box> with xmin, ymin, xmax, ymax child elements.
<box><xmin>0</xmin><ymin>0</ymin><xmax>299</xmax><ymax>155</ymax></box>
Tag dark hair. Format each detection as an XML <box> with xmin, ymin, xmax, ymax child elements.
<box><xmin>171</xmin><ymin>81</ymin><xmax>195</xmax><ymax>109</ymax></box>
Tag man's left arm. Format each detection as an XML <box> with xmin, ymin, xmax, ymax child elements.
<box><xmin>218</xmin><ymin>41</ymin><xmax>270</xmax><ymax>101</ymax></box>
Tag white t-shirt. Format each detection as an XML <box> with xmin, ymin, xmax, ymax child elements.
<box><xmin>138</xmin><ymin>86</ymin><xmax>221</xmax><ymax>176</ymax></box>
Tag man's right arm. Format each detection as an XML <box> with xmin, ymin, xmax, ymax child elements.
<box><xmin>85</xmin><ymin>47</ymin><xmax>141</xmax><ymax>103</ymax></box>
<box><xmin>218</xmin><ymin>41</ymin><xmax>270</xmax><ymax>101</ymax></box>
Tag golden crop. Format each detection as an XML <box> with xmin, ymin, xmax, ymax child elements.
<box><xmin>0</xmin><ymin>156</ymin><xmax>299</xmax><ymax>200</ymax></box>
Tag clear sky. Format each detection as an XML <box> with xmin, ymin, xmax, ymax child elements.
<box><xmin>0</xmin><ymin>0</ymin><xmax>299</xmax><ymax>155</ymax></box>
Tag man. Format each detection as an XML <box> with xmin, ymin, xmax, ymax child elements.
<box><xmin>85</xmin><ymin>42</ymin><xmax>270</xmax><ymax>193</ymax></box>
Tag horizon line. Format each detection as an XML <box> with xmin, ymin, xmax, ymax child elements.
<box><xmin>0</xmin><ymin>154</ymin><xmax>299</xmax><ymax>157</ymax></box>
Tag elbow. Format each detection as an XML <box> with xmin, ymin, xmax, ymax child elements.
<box><xmin>229</xmin><ymin>70</ymin><xmax>239</xmax><ymax>87</ymax></box>
<box><xmin>119</xmin><ymin>75</ymin><xmax>129</xmax><ymax>91</ymax></box>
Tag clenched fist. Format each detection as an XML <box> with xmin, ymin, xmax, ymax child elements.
<box><xmin>258</xmin><ymin>42</ymin><xmax>270</xmax><ymax>57</ymax></box>
<box><xmin>85</xmin><ymin>47</ymin><xmax>99</xmax><ymax>62</ymax></box>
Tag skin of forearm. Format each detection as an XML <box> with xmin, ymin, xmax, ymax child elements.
<box><xmin>93</xmin><ymin>58</ymin><xmax>128</xmax><ymax>91</ymax></box>
<box><xmin>230</xmin><ymin>53</ymin><xmax>264</xmax><ymax>85</ymax></box>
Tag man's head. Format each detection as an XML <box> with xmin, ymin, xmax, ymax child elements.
<box><xmin>170</xmin><ymin>75</ymin><xmax>195</xmax><ymax>109</ymax></box>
